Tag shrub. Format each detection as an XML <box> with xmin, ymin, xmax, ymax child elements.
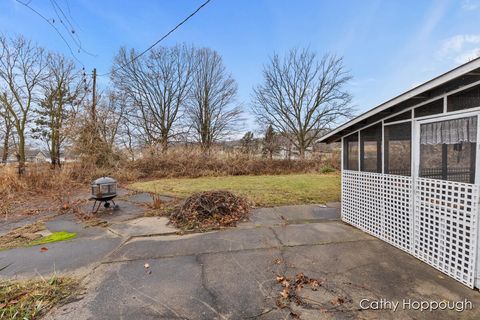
<box><xmin>320</xmin><ymin>166</ymin><xmax>336</xmax><ymax>174</ymax></box>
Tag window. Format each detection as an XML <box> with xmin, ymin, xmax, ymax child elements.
<box><xmin>343</xmin><ymin>132</ymin><xmax>358</xmax><ymax>170</ymax></box>
<box><xmin>384</xmin><ymin>122</ymin><xmax>411</xmax><ymax>176</ymax></box>
<box><xmin>419</xmin><ymin>116</ymin><xmax>477</xmax><ymax>183</ymax></box>
<box><xmin>447</xmin><ymin>85</ymin><xmax>480</xmax><ymax>112</ymax></box>
<box><xmin>414</xmin><ymin>99</ymin><xmax>443</xmax><ymax>118</ymax></box>
<box><xmin>384</xmin><ymin>110</ymin><xmax>412</xmax><ymax>123</ymax></box>
<box><xmin>360</xmin><ymin>123</ymin><xmax>382</xmax><ymax>172</ymax></box>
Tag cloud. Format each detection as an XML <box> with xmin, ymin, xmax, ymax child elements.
<box><xmin>439</xmin><ymin>34</ymin><xmax>480</xmax><ymax>64</ymax></box>
<box><xmin>462</xmin><ymin>0</ymin><xmax>480</xmax><ymax>10</ymax></box>
<box><xmin>454</xmin><ymin>48</ymin><xmax>480</xmax><ymax>64</ymax></box>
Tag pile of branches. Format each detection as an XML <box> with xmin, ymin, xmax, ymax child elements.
<box><xmin>169</xmin><ymin>190</ymin><xmax>250</xmax><ymax>231</ymax></box>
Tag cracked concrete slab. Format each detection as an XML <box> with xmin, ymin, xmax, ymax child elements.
<box><xmin>124</xmin><ymin>192</ymin><xmax>173</xmax><ymax>205</ymax></box>
<box><xmin>107</xmin><ymin>216</ymin><xmax>177</xmax><ymax>237</ymax></box>
<box><xmin>105</xmin><ymin>227</ymin><xmax>280</xmax><ymax>262</ymax></box>
<box><xmin>48</xmin><ymin>232</ymin><xmax>480</xmax><ymax>320</ymax></box>
<box><xmin>271</xmin><ymin>221</ymin><xmax>372</xmax><ymax>246</ymax></box>
<box><xmin>0</xmin><ymin>235</ymin><xmax>122</xmax><ymax>279</ymax></box>
<box><xmin>81</xmin><ymin>199</ymin><xmax>145</xmax><ymax>223</ymax></box>
<box><xmin>10</xmin><ymin>202</ymin><xmax>479</xmax><ymax>320</ymax></box>
<box><xmin>280</xmin><ymin>241</ymin><xmax>480</xmax><ymax>319</ymax></box>
<box><xmin>274</xmin><ymin>204</ymin><xmax>340</xmax><ymax>221</ymax></box>
<box><xmin>242</xmin><ymin>205</ymin><xmax>340</xmax><ymax>228</ymax></box>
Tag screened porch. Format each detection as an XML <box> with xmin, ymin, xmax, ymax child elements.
<box><xmin>325</xmin><ymin>68</ymin><xmax>480</xmax><ymax>289</ymax></box>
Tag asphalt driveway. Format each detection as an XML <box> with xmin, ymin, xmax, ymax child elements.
<box><xmin>40</xmin><ymin>204</ymin><xmax>480</xmax><ymax>320</ymax></box>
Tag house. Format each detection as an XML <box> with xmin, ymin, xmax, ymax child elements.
<box><xmin>25</xmin><ymin>150</ymin><xmax>49</xmax><ymax>163</ymax></box>
<box><xmin>318</xmin><ymin>57</ymin><xmax>480</xmax><ymax>289</ymax></box>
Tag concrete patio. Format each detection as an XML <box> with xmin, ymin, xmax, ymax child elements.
<box><xmin>2</xmin><ymin>197</ymin><xmax>480</xmax><ymax>319</ymax></box>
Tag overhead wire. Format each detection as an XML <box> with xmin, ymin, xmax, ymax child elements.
<box><xmin>15</xmin><ymin>0</ymin><xmax>85</xmax><ymax>66</ymax></box>
<box><xmin>98</xmin><ymin>0</ymin><xmax>212</xmax><ymax>77</ymax></box>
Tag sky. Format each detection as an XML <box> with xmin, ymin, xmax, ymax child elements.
<box><xmin>1</xmin><ymin>0</ymin><xmax>480</xmax><ymax>132</ymax></box>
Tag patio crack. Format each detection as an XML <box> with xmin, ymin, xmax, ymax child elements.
<box><xmin>195</xmin><ymin>254</ymin><xmax>224</xmax><ymax>318</ymax></box>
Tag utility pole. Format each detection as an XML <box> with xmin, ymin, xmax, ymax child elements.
<box><xmin>92</xmin><ymin>68</ymin><xmax>97</xmax><ymax>123</ymax></box>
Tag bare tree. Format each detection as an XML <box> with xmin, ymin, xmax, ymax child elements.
<box><xmin>96</xmin><ymin>90</ymin><xmax>128</xmax><ymax>151</ymax></box>
<box><xmin>252</xmin><ymin>48</ymin><xmax>354</xmax><ymax>158</ymax></box>
<box><xmin>32</xmin><ymin>53</ymin><xmax>84</xmax><ymax>168</ymax></box>
<box><xmin>112</xmin><ymin>45</ymin><xmax>194</xmax><ymax>152</ymax></box>
<box><xmin>0</xmin><ymin>101</ymin><xmax>14</xmax><ymax>163</ymax></box>
<box><xmin>187</xmin><ymin>48</ymin><xmax>242</xmax><ymax>153</ymax></box>
<box><xmin>0</xmin><ymin>35</ymin><xmax>48</xmax><ymax>173</ymax></box>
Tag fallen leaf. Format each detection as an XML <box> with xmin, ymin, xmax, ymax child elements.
<box><xmin>310</xmin><ymin>279</ymin><xmax>320</xmax><ymax>291</ymax></box>
<box><xmin>330</xmin><ymin>297</ymin><xmax>345</xmax><ymax>306</ymax></box>
<box><xmin>40</xmin><ymin>247</ymin><xmax>48</xmax><ymax>252</ymax></box>
<box><xmin>276</xmin><ymin>275</ymin><xmax>285</xmax><ymax>283</ymax></box>
<box><xmin>280</xmin><ymin>288</ymin><xmax>289</xmax><ymax>298</ymax></box>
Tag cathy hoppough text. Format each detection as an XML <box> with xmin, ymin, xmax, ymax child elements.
<box><xmin>359</xmin><ymin>298</ymin><xmax>473</xmax><ymax>312</ymax></box>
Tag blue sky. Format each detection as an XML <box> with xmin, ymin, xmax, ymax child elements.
<box><xmin>1</xmin><ymin>0</ymin><xmax>480</xmax><ymax>129</ymax></box>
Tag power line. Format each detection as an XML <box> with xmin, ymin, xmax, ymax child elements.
<box><xmin>50</xmin><ymin>0</ymin><xmax>96</xmax><ymax>56</ymax></box>
<box><xmin>99</xmin><ymin>0</ymin><xmax>212</xmax><ymax>77</ymax></box>
<box><xmin>15</xmin><ymin>0</ymin><xmax>84</xmax><ymax>66</ymax></box>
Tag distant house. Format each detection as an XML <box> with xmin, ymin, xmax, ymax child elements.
<box><xmin>25</xmin><ymin>150</ymin><xmax>48</xmax><ymax>163</ymax></box>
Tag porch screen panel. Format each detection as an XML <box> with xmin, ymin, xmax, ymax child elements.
<box><xmin>448</xmin><ymin>85</ymin><xmax>480</xmax><ymax>112</ymax></box>
<box><xmin>384</xmin><ymin>122</ymin><xmax>411</xmax><ymax>176</ymax></box>
<box><xmin>419</xmin><ymin>117</ymin><xmax>477</xmax><ymax>184</ymax></box>
<box><xmin>343</xmin><ymin>133</ymin><xmax>359</xmax><ymax>170</ymax></box>
<box><xmin>360</xmin><ymin>123</ymin><xmax>382</xmax><ymax>173</ymax></box>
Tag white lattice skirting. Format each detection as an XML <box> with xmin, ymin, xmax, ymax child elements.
<box><xmin>342</xmin><ymin>170</ymin><xmax>480</xmax><ymax>288</ymax></box>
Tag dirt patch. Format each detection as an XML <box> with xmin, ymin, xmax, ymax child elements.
<box><xmin>169</xmin><ymin>190</ymin><xmax>250</xmax><ymax>231</ymax></box>
<box><xmin>0</xmin><ymin>222</ymin><xmax>46</xmax><ymax>250</ymax></box>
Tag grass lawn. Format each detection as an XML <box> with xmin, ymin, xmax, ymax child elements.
<box><xmin>130</xmin><ymin>173</ymin><xmax>340</xmax><ymax>207</ymax></box>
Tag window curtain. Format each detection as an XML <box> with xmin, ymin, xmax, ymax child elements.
<box><xmin>420</xmin><ymin>117</ymin><xmax>477</xmax><ymax>145</ymax></box>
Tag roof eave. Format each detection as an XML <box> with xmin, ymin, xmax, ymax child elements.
<box><xmin>318</xmin><ymin>57</ymin><xmax>480</xmax><ymax>144</ymax></box>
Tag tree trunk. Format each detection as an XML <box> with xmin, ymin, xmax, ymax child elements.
<box><xmin>2</xmin><ymin>123</ymin><xmax>10</xmax><ymax>163</ymax></box>
<box><xmin>17</xmin><ymin>131</ymin><xmax>26</xmax><ymax>175</ymax></box>
<box><xmin>299</xmin><ymin>147</ymin><xmax>305</xmax><ymax>159</ymax></box>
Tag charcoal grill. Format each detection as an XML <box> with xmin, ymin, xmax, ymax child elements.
<box><xmin>90</xmin><ymin>177</ymin><xmax>119</xmax><ymax>213</ymax></box>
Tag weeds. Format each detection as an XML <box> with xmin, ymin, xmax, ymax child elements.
<box><xmin>0</xmin><ymin>276</ymin><xmax>79</xmax><ymax>319</ymax></box>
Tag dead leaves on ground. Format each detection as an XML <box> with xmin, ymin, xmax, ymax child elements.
<box><xmin>275</xmin><ymin>273</ymin><xmax>324</xmax><ymax>308</ymax></box>
<box><xmin>275</xmin><ymin>272</ymin><xmax>347</xmax><ymax>314</ymax></box>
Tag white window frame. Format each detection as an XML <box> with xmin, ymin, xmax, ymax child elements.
<box><xmin>413</xmin><ymin>110</ymin><xmax>480</xmax><ymax>184</ymax></box>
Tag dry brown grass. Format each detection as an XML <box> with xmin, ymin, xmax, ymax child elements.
<box><xmin>0</xmin><ymin>276</ymin><xmax>79</xmax><ymax>319</ymax></box>
<box><xmin>128</xmin><ymin>147</ymin><xmax>340</xmax><ymax>180</ymax></box>
<box><xmin>0</xmin><ymin>146</ymin><xmax>339</xmax><ymax>218</ymax></box>
<box><xmin>0</xmin><ymin>221</ymin><xmax>46</xmax><ymax>250</ymax></box>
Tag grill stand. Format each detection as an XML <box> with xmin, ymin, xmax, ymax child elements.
<box><xmin>90</xmin><ymin>197</ymin><xmax>117</xmax><ymax>214</ymax></box>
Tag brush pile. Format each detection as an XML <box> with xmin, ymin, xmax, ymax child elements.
<box><xmin>169</xmin><ymin>190</ymin><xmax>250</xmax><ymax>230</ymax></box>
